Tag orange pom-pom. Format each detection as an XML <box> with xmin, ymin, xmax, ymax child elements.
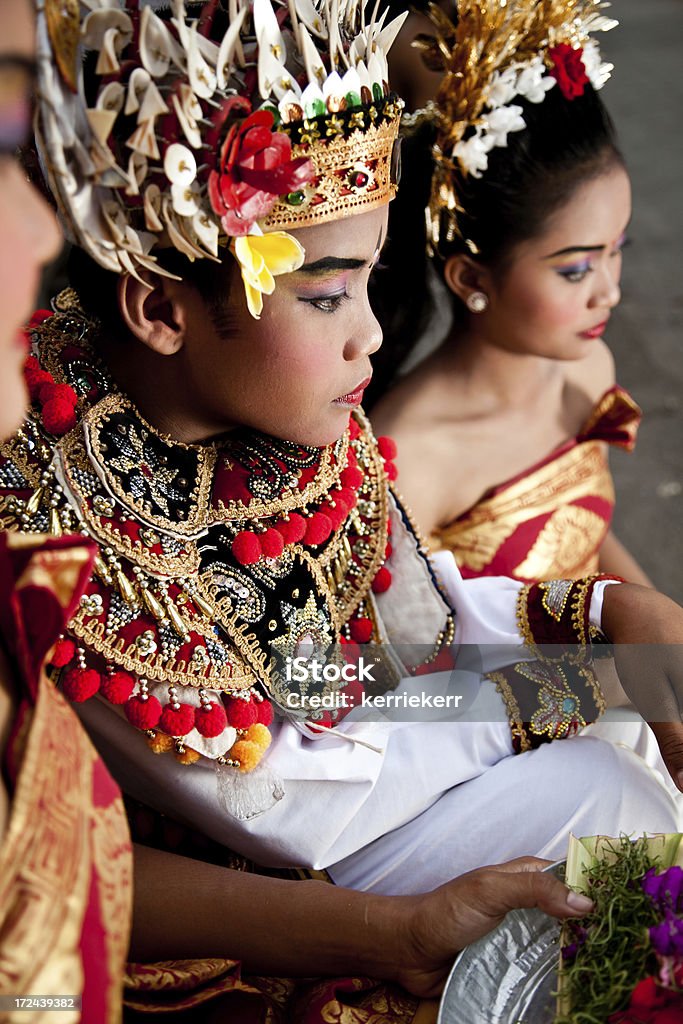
<box><xmin>125</xmin><ymin>694</ymin><xmax>162</xmax><ymax>729</ymax></box>
<box><xmin>61</xmin><ymin>667</ymin><xmax>101</xmax><ymax>702</ymax></box>
<box><xmin>195</xmin><ymin>701</ymin><xmax>228</xmax><ymax>737</ymax></box>
<box><xmin>175</xmin><ymin>746</ymin><xmax>201</xmax><ymax>765</ymax></box>
<box><xmin>101</xmin><ymin>670</ymin><xmax>135</xmax><ymax>704</ymax></box>
<box><xmin>147</xmin><ymin>732</ymin><xmax>175</xmax><ymax>754</ymax></box>
<box><xmin>245</xmin><ymin>722</ymin><xmax>272</xmax><ymax>751</ymax></box>
<box><xmin>160</xmin><ymin>702</ymin><xmax>196</xmax><ymax>736</ymax></box>
<box><xmin>232</xmin><ymin>530</ymin><xmax>262</xmax><ymax>565</ymax></box>
<box><xmin>229</xmin><ymin>739</ymin><xmax>264</xmax><ymax>773</ymax></box>
<box><xmin>371</xmin><ymin>566</ymin><xmax>392</xmax><ymax>594</ymax></box>
<box><xmin>225</xmin><ymin>695</ymin><xmax>257</xmax><ymax>729</ymax></box>
<box><xmin>50</xmin><ymin>636</ymin><xmax>75</xmax><ymax>668</ymax></box>
<box><xmin>349</xmin><ymin>617</ymin><xmax>373</xmax><ymax>644</ymax></box>
<box><xmin>42</xmin><ymin>397</ymin><xmax>77</xmax><ymax>435</ymax></box>
<box><xmin>260</xmin><ymin>527</ymin><xmax>285</xmax><ymax>558</ymax></box>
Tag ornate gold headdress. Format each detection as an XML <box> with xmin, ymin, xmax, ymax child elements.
<box><xmin>415</xmin><ymin>0</ymin><xmax>617</xmax><ymax>254</ymax></box>
<box><xmin>35</xmin><ymin>0</ymin><xmax>405</xmax><ymax>317</ymax></box>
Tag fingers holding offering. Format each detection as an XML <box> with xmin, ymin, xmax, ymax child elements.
<box><xmin>396</xmin><ymin>860</ymin><xmax>593</xmax><ymax>998</ymax></box>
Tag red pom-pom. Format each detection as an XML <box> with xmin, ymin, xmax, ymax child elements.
<box><xmin>340</xmin><ymin>466</ymin><xmax>364</xmax><ymax>490</ymax></box>
<box><xmin>28</xmin><ymin>309</ymin><xmax>54</xmax><ymax>328</ymax></box>
<box><xmin>160</xmin><ymin>702</ymin><xmax>196</xmax><ymax>736</ymax></box>
<box><xmin>39</xmin><ymin>381</ymin><xmax>77</xmax><ymax>408</ymax></box>
<box><xmin>260</xmin><ymin>527</ymin><xmax>285</xmax><ymax>558</ymax></box>
<box><xmin>125</xmin><ymin>693</ymin><xmax>162</xmax><ymax>729</ymax></box>
<box><xmin>101</xmin><ymin>670</ymin><xmax>136</xmax><ymax>705</ymax></box>
<box><xmin>371</xmin><ymin>566</ymin><xmax>392</xmax><ymax>594</ymax></box>
<box><xmin>345</xmin><ymin>448</ymin><xmax>359</xmax><ymax>469</ymax></box>
<box><xmin>225</xmin><ymin>696</ymin><xmax>258</xmax><ymax>729</ymax></box>
<box><xmin>195</xmin><ymin>701</ymin><xmax>228</xmax><ymax>737</ymax></box>
<box><xmin>349</xmin><ymin>617</ymin><xmax>373</xmax><ymax>644</ymax></box>
<box><xmin>384</xmin><ymin>461</ymin><xmax>398</xmax><ymax>482</ymax></box>
<box><xmin>50</xmin><ymin>636</ymin><xmax>75</xmax><ymax>668</ymax></box>
<box><xmin>232</xmin><ymin>530</ymin><xmax>262</xmax><ymax>565</ymax></box>
<box><xmin>42</xmin><ymin>397</ymin><xmax>77</xmax><ymax>435</ymax></box>
<box><xmin>276</xmin><ymin>512</ymin><xmax>307</xmax><ymax>545</ymax></box>
<box><xmin>25</xmin><ymin>366</ymin><xmax>53</xmax><ymax>402</ymax></box>
<box><xmin>304</xmin><ymin>511</ymin><xmax>333</xmax><ymax>547</ymax></box>
<box><xmin>377</xmin><ymin>436</ymin><xmax>398</xmax><ymax>460</ymax></box>
<box><xmin>61</xmin><ymin>667</ymin><xmax>101</xmax><ymax>702</ymax></box>
<box><xmin>386</xmin><ymin>516</ymin><xmax>392</xmax><ymax>535</ymax></box>
<box><xmin>255</xmin><ymin>698</ymin><xmax>274</xmax><ymax>727</ymax></box>
<box><xmin>322</xmin><ymin>499</ymin><xmax>347</xmax><ymax>531</ymax></box>
<box><xmin>343</xmin><ymin>678</ymin><xmax>364</xmax><ymax>708</ymax></box>
<box><xmin>337</xmin><ymin>487</ymin><xmax>357</xmax><ymax>511</ymax></box>
<box><xmin>385</xmin><ymin>542</ymin><xmax>393</xmax><ymax>559</ymax></box>
<box><xmin>348</xmin><ymin>417</ymin><xmax>361</xmax><ymax>440</ymax></box>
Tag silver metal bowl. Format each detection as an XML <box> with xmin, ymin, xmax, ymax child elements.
<box><xmin>437</xmin><ymin>863</ymin><xmax>565</xmax><ymax>1024</ymax></box>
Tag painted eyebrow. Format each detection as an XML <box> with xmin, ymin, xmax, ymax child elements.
<box><xmin>299</xmin><ymin>256</ymin><xmax>367</xmax><ymax>274</ymax></box>
<box><xmin>300</xmin><ymin>229</ymin><xmax>387</xmax><ymax>274</ymax></box>
<box><xmin>544</xmin><ymin>244</ymin><xmax>605</xmax><ymax>259</ymax></box>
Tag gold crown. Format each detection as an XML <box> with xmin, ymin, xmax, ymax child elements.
<box><xmin>265</xmin><ymin>100</ymin><xmax>403</xmax><ymax>232</ymax></box>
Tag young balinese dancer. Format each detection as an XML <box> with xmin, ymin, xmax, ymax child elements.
<box><xmin>373</xmin><ymin>0</ymin><xmax>650</xmax><ymax>586</ymax></box>
<box><xmin>4</xmin><ymin>1</ymin><xmax>683</xmax><ymax>1014</ymax></box>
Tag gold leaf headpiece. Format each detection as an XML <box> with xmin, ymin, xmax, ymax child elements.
<box><xmin>419</xmin><ymin>0</ymin><xmax>617</xmax><ymax>254</ymax></box>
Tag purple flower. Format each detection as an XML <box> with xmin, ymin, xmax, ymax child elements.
<box><xmin>649</xmin><ymin>910</ymin><xmax>683</xmax><ymax>957</ymax></box>
<box><xmin>562</xmin><ymin>924</ymin><xmax>589</xmax><ymax>962</ymax></box>
<box><xmin>642</xmin><ymin>867</ymin><xmax>683</xmax><ymax>913</ymax></box>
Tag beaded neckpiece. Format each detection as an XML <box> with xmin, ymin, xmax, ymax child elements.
<box><xmin>0</xmin><ymin>290</ymin><xmax>399</xmax><ymax>773</ymax></box>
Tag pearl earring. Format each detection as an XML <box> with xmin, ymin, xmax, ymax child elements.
<box><xmin>466</xmin><ymin>291</ymin><xmax>489</xmax><ymax>313</ymax></box>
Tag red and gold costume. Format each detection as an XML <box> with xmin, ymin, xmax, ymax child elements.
<box><xmin>0</xmin><ymin>532</ymin><xmax>132</xmax><ymax>1023</ymax></box>
<box><xmin>430</xmin><ymin>386</ymin><xmax>641</xmax><ymax>582</ymax></box>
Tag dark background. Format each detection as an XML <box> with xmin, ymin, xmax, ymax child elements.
<box><xmin>598</xmin><ymin>0</ymin><xmax>683</xmax><ymax>600</ymax></box>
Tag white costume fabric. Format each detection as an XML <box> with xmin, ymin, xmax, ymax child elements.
<box><xmin>79</xmin><ymin>552</ymin><xmax>682</xmax><ymax>893</ymax></box>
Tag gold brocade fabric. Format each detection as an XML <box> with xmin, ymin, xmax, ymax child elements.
<box><xmin>430</xmin><ymin>386</ymin><xmax>641</xmax><ymax>582</ymax></box>
<box><xmin>0</xmin><ymin>534</ymin><xmax>133</xmax><ymax>1023</ymax></box>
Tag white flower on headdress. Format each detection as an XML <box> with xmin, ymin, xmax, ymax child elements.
<box><xmin>487</xmin><ymin>67</ymin><xmax>518</xmax><ymax>109</ymax></box>
<box><xmin>452</xmin><ymin>133</ymin><xmax>492</xmax><ymax>178</ymax></box>
<box><xmin>484</xmin><ymin>105</ymin><xmax>526</xmax><ymax>148</ymax></box>
<box><xmin>515</xmin><ymin>56</ymin><xmax>556</xmax><ymax>104</ymax></box>
<box><xmin>582</xmin><ymin>40</ymin><xmax>613</xmax><ymax>90</ymax></box>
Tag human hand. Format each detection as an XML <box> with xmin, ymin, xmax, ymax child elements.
<box><xmin>395</xmin><ymin>857</ymin><xmax>593</xmax><ymax>998</ymax></box>
<box><xmin>601</xmin><ymin>583</ymin><xmax>683</xmax><ymax>790</ymax></box>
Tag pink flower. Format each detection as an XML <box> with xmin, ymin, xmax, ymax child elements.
<box><xmin>208</xmin><ymin>107</ymin><xmax>314</xmax><ymax>236</ymax></box>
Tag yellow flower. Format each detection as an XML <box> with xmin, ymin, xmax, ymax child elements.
<box><xmin>231</xmin><ymin>231</ymin><xmax>305</xmax><ymax>319</ymax></box>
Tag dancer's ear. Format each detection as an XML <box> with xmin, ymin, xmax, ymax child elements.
<box><xmin>117</xmin><ymin>272</ymin><xmax>190</xmax><ymax>356</ymax></box>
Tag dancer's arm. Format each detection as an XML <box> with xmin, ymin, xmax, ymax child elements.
<box><xmin>130</xmin><ymin>845</ymin><xmax>592</xmax><ymax>999</ymax></box>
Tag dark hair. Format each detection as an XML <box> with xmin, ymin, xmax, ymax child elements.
<box><xmin>367</xmin><ymin>81</ymin><xmax>624</xmax><ymax>406</ymax></box>
<box><xmin>67</xmin><ymin>244</ymin><xmax>236</xmax><ymax>340</ymax></box>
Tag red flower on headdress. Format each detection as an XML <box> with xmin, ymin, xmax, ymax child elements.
<box><xmin>548</xmin><ymin>44</ymin><xmax>590</xmax><ymax>100</ymax></box>
<box><xmin>208</xmin><ymin>102</ymin><xmax>314</xmax><ymax>237</ymax></box>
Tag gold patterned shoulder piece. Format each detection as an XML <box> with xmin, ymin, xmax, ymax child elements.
<box><xmin>0</xmin><ymin>300</ymin><xmax>404</xmax><ymax>778</ymax></box>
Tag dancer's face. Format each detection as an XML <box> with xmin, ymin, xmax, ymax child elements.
<box><xmin>460</xmin><ymin>163</ymin><xmax>632</xmax><ymax>361</ymax></box>
<box><xmin>168</xmin><ymin>205</ymin><xmax>387</xmax><ymax>446</ymax></box>
<box><xmin>0</xmin><ymin>0</ymin><xmax>61</xmax><ymax>440</ymax></box>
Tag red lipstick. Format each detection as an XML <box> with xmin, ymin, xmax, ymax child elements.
<box><xmin>334</xmin><ymin>376</ymin><xmax>371</xmax><ymax>407</ymax></box>
<box><xmin>580</xmin><ymin>320</ymin><xmax>609</xmax><ymax>340</ymax></box>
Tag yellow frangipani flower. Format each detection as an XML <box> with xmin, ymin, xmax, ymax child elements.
<box><xmin>231</xmin><ymin>231</ymin><xmax>306</xmax><ymax>319</ymax></box>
